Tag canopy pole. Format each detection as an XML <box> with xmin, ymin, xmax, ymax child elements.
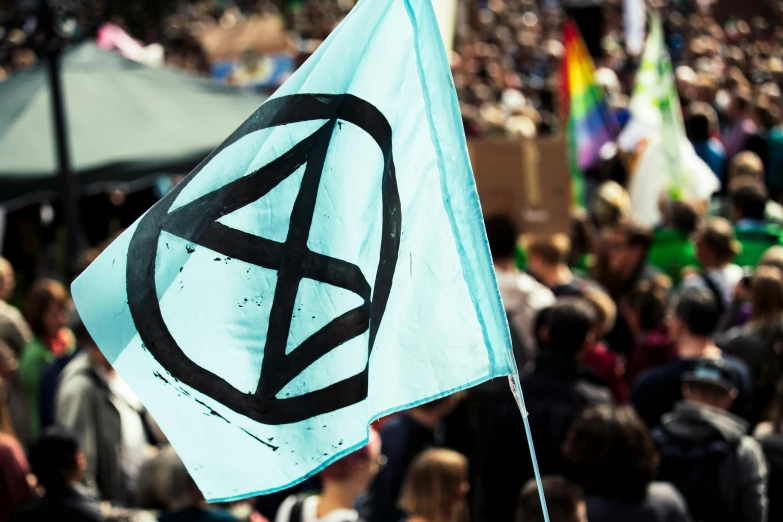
<box><xmin>43</xmin><ymin>4</ymin><xmax>81</xmax><ymax>280</ymax></box>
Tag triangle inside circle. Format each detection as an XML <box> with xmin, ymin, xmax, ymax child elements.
<box><xmin>216</xmin><ymin>164</ymin><xmax>306</xmax><ymax>245</ymax></box>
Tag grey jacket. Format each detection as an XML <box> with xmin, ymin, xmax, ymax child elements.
<box><xmin>655</xmin><ymin>403</ymin><xmax>768</xmax><ymax>522</ymax></box>
<box><xmin>55</xmin><ymin>352</ymin><xmax>126</xmax><ymax>504</ymax></box>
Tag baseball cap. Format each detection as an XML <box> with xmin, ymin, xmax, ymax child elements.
<box><xmin>683</xmin><ymin>359</ymin><xmax>737</xmax><ymax>393</ymax></box>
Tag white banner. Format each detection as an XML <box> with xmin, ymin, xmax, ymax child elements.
<box><xmin>623</xmin><ymin>0</ymin><xmax>646</xmax><ymax>56</ymax></box>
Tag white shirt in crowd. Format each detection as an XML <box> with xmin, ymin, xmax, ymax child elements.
<box><xmin>275</xmin><ymin>495</ymin><xmax>360</xmax><ymax>522</ymax></box>
<box><xmin>680</xmin><ymin>264</ymin><xmax>744</xmax><ymax>308</ymax></box>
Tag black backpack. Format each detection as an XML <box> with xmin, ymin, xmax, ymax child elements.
<box><xmin>652</xmin><ymin>427</ymin><xmax>740</xmax><ymax>522</ymax></box>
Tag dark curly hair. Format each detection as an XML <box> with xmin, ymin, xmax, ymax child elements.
<box><xmin>562</xmin><ymin>405</ymin><xmax>658</xmax><ymax>503</ymax></box>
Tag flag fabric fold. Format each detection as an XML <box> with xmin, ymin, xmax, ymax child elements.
<box><xmin>560</xmin><ymin>19</ymin><xmax>618</xmax><ymax>205</ymax></box>
<box><xmin>624</xmin><ymin>14</ymin><xmax>719</xmax><ymax>225</ymax></box>
<box><xmin>71</xmin><ymin>0</ymin><xmax>515</xmax><ymax>501</ymax></box>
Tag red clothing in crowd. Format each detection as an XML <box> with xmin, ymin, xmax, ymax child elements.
<box><xmin>582</xmin><ymin>342</ymin><xmax>629</xmax><ymax>403</ymax></box>
<box><xmin>627</xmin><ymin>326</ymin><xmax>678</xmax><ymax>383</ymax></box>
<box><xmin>0</xmin><ymin>433</ymin><xmax>35</xmax><ymax>522</ymax></box>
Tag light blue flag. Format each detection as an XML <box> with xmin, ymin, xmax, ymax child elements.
<box><xmin>72</xmin><ymin>0</ymin><xmax>514</xmax><ymax>501</ymax></box>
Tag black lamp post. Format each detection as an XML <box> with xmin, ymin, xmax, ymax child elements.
<box><xmin>39</xmin><ymin>0</ymin><xmax>82</xmax><ymax>279</ymax></box>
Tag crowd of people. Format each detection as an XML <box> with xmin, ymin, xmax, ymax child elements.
<box><xmin>5</xmin><ymin>0</ymin><xmax>783</xmax><ymax>522</ymax></box>
<box><xmin>7</xmin><ymin>180</ymin><xmax>783</xmax><ymax>522</ymax></box>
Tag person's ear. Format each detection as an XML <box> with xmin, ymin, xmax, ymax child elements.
<box><xmin>76</xmin><ymin>450</ymin><xmax>87</xmax><ymax>473</ymax></box>
<box><xmin>721</xmin><ymin>389</ymin><xmax>738</xmax><ymax>410</ymax></box>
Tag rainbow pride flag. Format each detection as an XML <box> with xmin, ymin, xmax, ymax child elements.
<box><xmin>560</xmin><ymin>19</ymin><xmax>618</xmax><ymax>205</ymax></box>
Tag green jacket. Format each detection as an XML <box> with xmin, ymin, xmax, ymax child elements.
<box><xmin>734</xmin><ymin>221</ymin><xmax>783</xmax><ymax>268</ymax></box>
<box><xmin>648</xmin><ymin>228</ymin><xmax>698</xmax><ymax>285</ymax></box>
<box><xmin>18</xmin><ymin>338</ymin><xmax>55</xmax><ymax>442</ymax></box>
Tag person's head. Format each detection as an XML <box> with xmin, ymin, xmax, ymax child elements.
<box><xmin>694</xmin><ymin>217</ymin><xmax>740</xmax><ymax>267</ymax></box>
<box><xmin>760</xmin><ymin>245</ymin><xmax>783</xmax><ymax>274</ymax></box>
<box><xmin>749</xmin><ymin>265</ymin><xmax>783</xmax><ymax>326</ymax></box>
<box><xmin>524</xmin><ymin>234</ymin><xmax>571</xmax><ymax>275</ymax></box>
<box><xmin>163</xmin><ymin>447</ymin><xmax>206</xmax><ymax>510</ymax></box>
<box><xmin>686</xmin><ymin>102</ymin><xmax>718</xmax><ymax>142</ymax></box>
<box><xmin>590</xmin><ymin>181</ymin><xmax>630</xmax><ymax>229</ymax></box>
<box><xmin>29</xmin><ymin>427</ymin><xmax>86</xmax><ymax>491</ymax></box>
<box><xmin>664</xmin><ymin>199</ymin><xmax>700</xmax><ymax>236</ymax></box>
<box><xmin>754</xmin><ymin>99</ymin><xmax>781</xmax><ymax>130</ymax></box>
<box><xmin>682</xmin><ymin>358</ymin><xmax>739</xmax><ymax>411</ymax></box>
<box><xmin>545</xmin><ymin>299</ymin><xmax>596</xmax><ymax>359</ymax></box>
<box><xmin>729</xmin><ymin>90</ymin><xmax>753</xmax><ymax>120</ymax></box>
<box><xmin>604</xmin><ymin>221</ymin><xmax>653</xmax><ymax>280</ymax></box>
<box><xmin>731</xmin><ymin>182</ymin><xmax>768</xmax><ymax>222</ymax></box>
<box><xmin>23</xmin><ymin>279</ymin><xmax>70</xmax><ymax>340</ymax></box>
<box><xmin>409</xmin><ymin>394</ymin><xmax>462</xmax><ymax>428</ymax></box>
<box><xmin>622</xmin><ymin>275</ymin><xmax>672</xmax><ymax>335</ymax></box>
<box><xmin>398</xmin><ymin>449</ymin><xmax>469</xmax><ymax>522</ymax></box>
<box><xmin>71</xmin><ymin>315</ymin><xmax>112</xmax><ymax>373</ymax></box>
<box><xmin>533</xmin><ymin>306</ymin><xmax>554</xmax><ymax>352</ymax></box>
<box><xmin>581</xmin><ymin>288</ymin><xmax>617</xmax><ymax>340</ymax></box>
<box><xmin>320</xmin><ymin>427</ymin><xmax>383</xmax><ymax>499</ymax></box>
<box><xmin>569</xmin><ymin>208</ymin><xmax>594</xmax><ymax>268</ymax></box>
<box><xmin>485</xmin><ymin>214</ymin><xmax>518</xmax><ymax>268</ymax></box>
<box><xmin>516</xmin><ymin>476</ymin><xmax>587</xmax><ymax>522</ymax></box>
<box><xmin>670</xmin><ymin>288</ymin><xmax>721</xmax><ymax>343</ymax></box>
<box><xmin>728</xmin><ymin>151</ymin><xmax>764</xmax><ymax>191</ymax></box>
<box><xmin>0</xmin><ymin>257</ymin><xmax>15</xmax><ymax>302</ymax></box>
<box><xmin>562</xmin><ymin>405</ymin><xmax>657</xmax><ymax>503</ymax></box>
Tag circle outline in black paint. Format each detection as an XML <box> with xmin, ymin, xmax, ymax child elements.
<box><xmin>126</xmin><ymin>94</ymin><xmax>401</xmax><ymax>425</ymax></box>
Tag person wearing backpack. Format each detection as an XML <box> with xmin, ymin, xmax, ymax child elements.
<box><xmin>679</xmin><ymin>217</ymin><xmax>743</xmax><ymax>319</ymax></box>
<box><xmin>276</xmin><ymin>428</ymin><xmax>382</xmax><ymax>522</ymax></box>
<box><xmin>652</xmin><ymin>358</ymin><xmax>768</xmax><ymax>522</ymax></box>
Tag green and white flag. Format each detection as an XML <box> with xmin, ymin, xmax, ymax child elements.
<box><xmin>623</xmin><ymin>14</ymin><xmax>719</xmax><ymax>225</ymax></box>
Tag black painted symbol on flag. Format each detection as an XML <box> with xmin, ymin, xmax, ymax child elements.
<box><xmin>126</xmin><ymin>94</ymin><xmax>401</xmax><ymax>425</ymax></box>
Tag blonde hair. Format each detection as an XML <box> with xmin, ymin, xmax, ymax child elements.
<box><xmin>582</xmin><ymin>287</ymin><xmax>617</xmax><ymax>337</ymax></box>
<box><xmin>591</xmin><ymin>181</ymin><xmax>630</xmax><ymax>229</ymax></box>
<box><xmin>523</xmin><ymin>233</ymin><xmax>572</xmax><ymax>266</ymax></box>
<box><xmin>398</xmin><ymin>449</ymin><xmax>468</xmax><ymax>522</ymax></box>
<box><xmin>729</xmin><ymin>151</ymin><xmax>764</xmax><ymax>185</ymax></box>
<box><xmin>750</xmin><ymin>266</ymin><xmax>783</xmax><ymax>327</ymax></box>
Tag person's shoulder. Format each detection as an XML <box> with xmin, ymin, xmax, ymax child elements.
<box><xmin>719</xmin><ymin>352</ymin><xmax>751</xmax><ymax>377</ymax></box>
<box><xmin>708</xmin><ymin>137</ymin><xmax>726</xmax><ymax>155</ymax></box>
<box><xmin>634</xmin><ymin>359</ymin><xmax>683</xmax><ymax>387</ymax></box>
<box><xmin>574</xmin><ymin>379</ymin><xmax>612</xmax><ymax>404</ymax></box>
<box><xmin>9</xmin><ymin>498</ymin><xmax>45</xmax><ymax>521</ymax></box>
<box><xmin>19</xmin><ymin>338</ymin><xmax>48</xmax><ymax>361</ymax></box>
<box><xmin>645</xmin><ymin>482</ymin><xmax>690</xmax><ymax>516</ymax></box>
<box><xmin>57</xmin><ymin>357</ymin><xmax>100</xmax><ymax>401</ymax></box>
<box><xmin>737</xmin><ymin>434</ymin><xmax>766</xmax><ymax>465</ymax></box>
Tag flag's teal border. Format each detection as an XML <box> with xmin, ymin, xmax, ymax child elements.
<box><xmin>208</xmin><ymin>373</ymin><xmax>507</xmax><ymax>503</ymax></box>
<box><xmin>401</xmin><ymin>0</ymin><xmax>514</xmax><ymax>378</ymax></box>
